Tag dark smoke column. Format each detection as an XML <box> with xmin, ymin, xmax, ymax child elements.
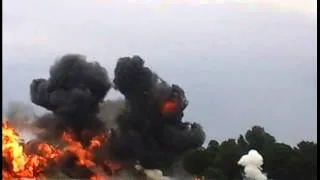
<box><xmin>110</xmin><ymin>56</ymin><xmax>206</xmax><ymax>169</ymax></box>
<box><xmin>30</xmin><ymin>54</ymin><xmax>111</xmax><ymax>142</ymax></box>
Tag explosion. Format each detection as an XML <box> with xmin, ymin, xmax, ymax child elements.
<box><xmin>3</xmin><ymin>54</ymin><xmax>205</xmax><ymax>179</ymax></box>
<box><xmin>2</xmin><ymin>121</ymin><xmax>112</xmax><ymax>180</ymax></box>
<box><xmin>2</xmin><ymin>121</ymin><xmax>58</xmax><ymax>179</ymax></box>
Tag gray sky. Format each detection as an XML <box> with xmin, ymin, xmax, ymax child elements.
<box><xmin>3</xmin><ymin>0</ymin><xmax>317</xmax><ymax>146</ymax></box>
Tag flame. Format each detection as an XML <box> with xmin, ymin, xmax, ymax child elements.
<box><xmin>161</xmin><ymin>100</ymin><xmax>178</xmax><ymax>116</ymax></box>
<box><xmin>2</xmin><ymin>121</ymin><xmax>118</xmax><ymax>180</ymax></box>
<box><xmin>2</xmin><ymin>121</ymin><xmax>59</xmax><ymax>179</ymax></box>
<box><xmin>61</xmin><ymin>131</ymin><xmax>105</xmax><ymax>168</ymax></box>
<box><xmin>90</xmin><ymin>174</ymin><xmax>106</xmax><ymax>180</ymax></box>
<box><xmin>61</xmin><ymin>131</ymin><xmax>110</xmax><ymax>179</ymax></box>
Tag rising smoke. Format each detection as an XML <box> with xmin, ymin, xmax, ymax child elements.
<box><xmin>238</xmin><ymin>149</ymin><xmax>267</xmax><ymax>180</ymax></box>
<box><xmin>4</xmin><ymin>102</ymin><xmax>39</xmax><ymax>142</ymax></box>
<box><xmin>109</xmin><ymin>55</ymin><xmax>206</xmax><ymax>169</ymax></box>
<box><xmin>24</xmin><ymin>54</ymin><xmax>205</xmax><ymax>179</ymax></box>
<box><xmin>30</xmin><ymin>54</ymin><xmax>112</xmax><ymax>144</ymax></box>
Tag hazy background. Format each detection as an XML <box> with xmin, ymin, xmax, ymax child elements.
<box><xmin>3</xmin><ymin>0</ymin><xmax>317</xmax><ymax>146</ymax></box>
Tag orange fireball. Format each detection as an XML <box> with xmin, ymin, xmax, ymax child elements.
<box><xmin>2</xmin><ymin>120</ymin><xmax>119</xmax><ymax>180</ymax></box>
<box><xmin>2</xmin><ymin>121</ymin><xmax>53</xmax><ymax>179</ymax></box>
<box><xmin>161</xmin><ymin>100</ymin><xmax>178</xmax><ymax>116</ymax></box>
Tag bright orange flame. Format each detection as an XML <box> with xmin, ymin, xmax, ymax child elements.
<box><xmin>2</xmin><ymin>121</ymin><xmax>117</xmax><ymax>180</ymax></box>
<box><xmin>61</xmin><ymin>131</ymin><xmax>109</xmax><ymax>179</ymax></box>
<box><xmin>90</xmin><ymin>174</ymin><xmax>106</xmax><ymax>180</ymax></box>
<box><xmin>62</xmin><ymin>132</ymin><xmax>99</xmax><ymax>168</ymax></box>
<box><xmin>161</xmin><ymin>100</ymin><xmax>178</xmax><ymax>116</ymax></box>
<box><xmin>2</xmin><ymin>121</ymin><xmax>59</xmax><ymax>179</ymax></box>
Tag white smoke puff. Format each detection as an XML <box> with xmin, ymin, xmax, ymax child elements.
<box><xmin>144</xmin><ymin>169</ymin><xmax>164</xmax><ymax>180</ymax></box>
<box><xmin>238</xmin><ymin>149</ymin><xmax>267</xmax><ymax>180</ymax></box>
<box><xmin>135</xmin><ymin>165</ymin><xmax>173</xmax><ymax>180</ymax></box>
<box><xmin>238</xmin><ymin>149</ymin><xmax>263</xmax><ymax>168</ymax></box>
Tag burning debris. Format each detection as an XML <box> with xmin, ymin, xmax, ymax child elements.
<box><xmin>2</xmin><ymin>121</ymin><xmax>60</xmax><ymax>179</ymax></box>
<box><xmin>2</xmin><ymin>54</ymin><xmax>205</xmax><ymax>179</ymax></box>
<box><xmin>2</xmin><ymin>120</ymin><xmax>121</xmax><ymax>179</ymax></box>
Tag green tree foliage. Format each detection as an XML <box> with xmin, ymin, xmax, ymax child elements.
<box><xmin>237</xmin><ymin>135</ymin><xmax>249</xmax><ymax>153</ymax></box>
<box><xmin>290</xmin><ymin>141</ymin><xmax>318</xmax><ymax>180</ymax></box>
<box><xmin>182</xmin><ymin>125</ymin><xmax>317</xmax><ymax>180</ymax></box>
<box><xmin>244</xmin><ymin>126</ymin><xmax>276</xmax><ymax>152</ymax></box>
<box><xmin>212</xmin><ymin>139</ymin><xmax>242</xmax><ymax>180</ymax></box>
<box><xmin>263</xmin><ymin>143</ymin><xmax>294</xmax><ymax>179</ymax></box>
<box><xmin>183</xmin><ymin>148</ymin><xmax>212</xmax><ymax>175</ymax></box>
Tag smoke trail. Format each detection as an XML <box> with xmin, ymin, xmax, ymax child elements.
<box><xmin>238</xmin><ymin>149</ymin><xmax>267</xmax><ymax>180</ymax></box>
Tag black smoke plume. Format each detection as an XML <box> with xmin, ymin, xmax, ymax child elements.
<box><xmin>30</xmin><ymin>54</ymin><xmax>111</xmax><ymax>143</ymax></box>
<box><xmin>28</xmin><ymin>54</ymin><xmax>205</xmax><ymax>178</ymax></box>
<box><xmin>109</xmin><ymin>56</ymin><xmax>205</xmax><ymax>169</ymax></box>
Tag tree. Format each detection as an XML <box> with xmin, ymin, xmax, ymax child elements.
<box><xmin>290</xmin><ymin>141</ymin><xmax>317</xmax><ymax>180</ymax></box>
<box><xmin>206</xmin><ymin>140</ymin><xmax>219</xmax><ymax>161</ymax></box>
<box><xmin>263</xmin><ymin>143</ymin><xmax>294</xmax><ymax>179</ymax></box>
<box><xmin>183</xmin><ymin>148</ymin><xmax>212</xmax><ymax>176</ymax></box>
<box><xmin>244</xmin><ymin>126</ymin><xmax>276</xmax><ymax>152</ymax></box>
<box><xmin>213</xmin><ymin>139</ymin><xmax>242</xmax><ymax>180</ymax></box>
<box><xmin>237</xmin><ymin>135</ymin><xmax>249</xmax><ymax>153</ymax></box>
<box><xmin>203</xmin><ymin>167</ymin><xmax>228</xmax><ymax>180</ymax></box>
<box><xmin>208</xmin><ymin>140</ymin><xmax>219</xmax><ymax>150</ymax></box>
<box><xmin>182</xmin><ymin>126</ymin><xmax>317</xmax><ymax>180</ymax></box>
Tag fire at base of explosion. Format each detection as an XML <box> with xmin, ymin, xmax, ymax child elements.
<box><xmin>3</xmin><ymin>54</ymin><xmax>206</xmax><ymax>179</ymax></box>
<box><xmin>2</xmin><ymin>121</ymin><xmax>122</xmax><ymax>180</ymax></box>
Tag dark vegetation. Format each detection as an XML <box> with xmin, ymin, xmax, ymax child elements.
<box><xmin>182</xmin><ymin>126</ymin><xmax>317</xmax><ymax>180</ymax></box>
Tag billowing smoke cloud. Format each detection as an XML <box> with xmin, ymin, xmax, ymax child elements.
<box><xmin>108</xmin><ymin>56</ymin><xmax>205</xmax><ymax>169</ymax></box>
<box><xmin>30</xmin><ymin>54</ymin><xmax>111</xmax><ymax>143</ymax></box>
<box><xmin>22</xmin><ymin>54</ymin><xmax>205</xmax><ymax>179</ymax></box>
<box><xmin>238</xmin><ymin>149</ymin><xmax>267</xmax><ymax>180</ymax></box>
